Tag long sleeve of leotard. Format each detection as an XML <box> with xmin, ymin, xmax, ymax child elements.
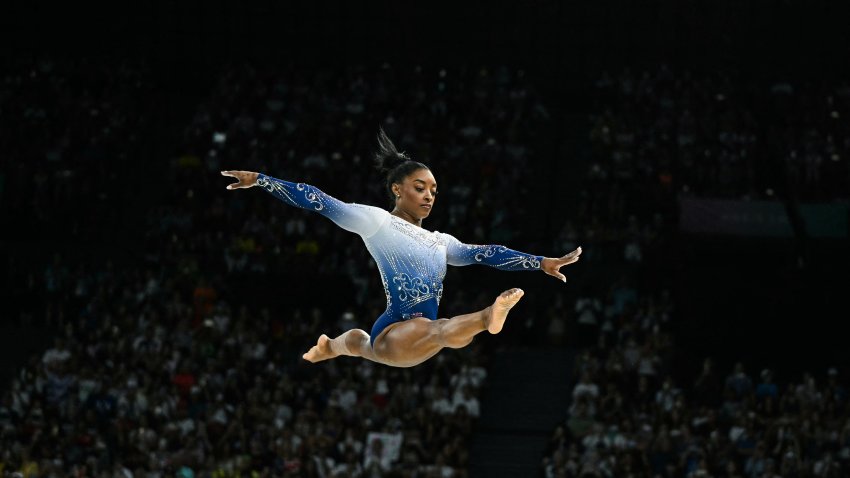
<box><xmin>256</xmin><ymin>173</ymin><xmax>387</xmax><ymax>237</ymax></box>
<box><xmin>440</xmin><ymin>232</ymin><xmax>543</xmax><ymax>271</ymax></box>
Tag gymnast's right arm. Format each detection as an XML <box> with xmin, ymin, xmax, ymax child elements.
<box><xmin>220</xmin><ymin>170</ymin><xmax>386</xmax><ymax>237</ymax></box>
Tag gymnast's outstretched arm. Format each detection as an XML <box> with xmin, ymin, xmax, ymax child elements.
<box><xmin>221</xmin><ymin>170</ymin><xmax>386</xmax><ymax>237</ymax></box>
<box><xmin>441</xmin><ymin>232</ymin><xmax>582</xmax><ymax>282</ymax></box>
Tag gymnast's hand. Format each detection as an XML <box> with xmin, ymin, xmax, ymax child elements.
<box><xmin>541</xmin><ymin>247</ymin><xmax>582</xmax><ymax>283</ymax></box>
<box><xmin>221</xmin><ymin>170</ymin><xmax>259</xmax><ymax>190</ymax></box>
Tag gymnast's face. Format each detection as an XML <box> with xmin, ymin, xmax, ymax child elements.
<box><xmin>393</xmin><ymin>168</ymin><xmax>438</xmax><ymax>220</ymax></box>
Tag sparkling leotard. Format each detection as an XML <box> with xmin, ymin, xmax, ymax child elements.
<box><xmin>256</xmin><ymin>173</ymin><xmax>543</xmax><ymax>345</ymax></box>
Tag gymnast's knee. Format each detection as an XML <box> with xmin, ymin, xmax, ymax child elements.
<box><xmin>345</xmin><ymin>329</ymin><xmax>370</xmax><ymax>348</ymax></box>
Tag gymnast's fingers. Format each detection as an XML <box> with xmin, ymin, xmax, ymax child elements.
<box><xmin>559</xmin><ymin>247</ymin><xmax>582</xmax><ymax>263</ymax></box>
<box><xmin>222</xmin><ymin>171</ymin><xmax>247</xmax><ymax>189</ymax></box>
<box><xmin>557</xmin><ymin>255</ymin><xmax>580</xmax><ymax>266</ymax></box>
<box><xmin>547</xmin><ymin>270</ymin><xmax>567</xmax><ymax>283</ymax></box>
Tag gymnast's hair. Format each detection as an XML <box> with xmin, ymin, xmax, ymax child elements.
<box><xmin>374</xmin><ymin>127</ymin><xmax>430</xmax><ymax>201</ymax></box>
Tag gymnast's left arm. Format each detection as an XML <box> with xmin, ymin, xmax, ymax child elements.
<box><xmin>441</xmin><ymin>232</ymin><xmax>582</xmax><ymax>282</ymax></box>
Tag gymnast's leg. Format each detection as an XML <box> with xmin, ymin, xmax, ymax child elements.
<box><xmin>374</xmin><ymin>288</ymin><xmax>525</xmax><ymax>368</ymax></box>
<box><xmin>302</xmin><ymin>328</ymin><xmax>379</xmax><ymax>363</ymax></box>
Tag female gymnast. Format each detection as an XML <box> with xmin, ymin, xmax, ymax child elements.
<box><xmin>221</xmin><ymin>129</ymin><xmax>581</xmax><ymax>367</ymax></box>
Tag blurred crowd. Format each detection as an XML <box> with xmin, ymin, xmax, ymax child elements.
<box><xmin>540</xmin><ymin>67</ymin><xmax>850</xmax><ymax>478</ymax></box>
<box><xmin>587</xmin><ymin>66</ymin><xmax>850</xmax><ymax>203</ymax></box>
<box><xmin>543</xmin><ymin>322</ymin><xmax>849</xmax><ymax>477</ymax></box>
<box><xmin>0</xmin><ymin>57</ymin><xmax>154</xmax><ymax>243</ymax></box>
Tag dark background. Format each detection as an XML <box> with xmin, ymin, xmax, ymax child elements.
<box><xmin>2</xmin><ymin>0</ymin><xmax>849</xmax><ymax>389</ymax></box>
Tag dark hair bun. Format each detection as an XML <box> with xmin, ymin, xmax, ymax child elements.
<box><xmin>374</xmin><ymin>127</ymin><xmax>410</xmax><ymax>173</ymax></box>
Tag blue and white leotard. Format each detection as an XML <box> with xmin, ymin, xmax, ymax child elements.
<box><xmin>256</xmin><ymin>173</ymin><xmax>543</xmax><ymax>346</ymax></box>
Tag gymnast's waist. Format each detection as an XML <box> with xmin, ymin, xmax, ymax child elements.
<box><xmin>385</xmin><ymin>297</ymin><xmax>439</xmax><ymax>321</ymax></box>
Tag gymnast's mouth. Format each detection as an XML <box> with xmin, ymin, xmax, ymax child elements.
<box><xmin>420</xmin><ymin>204</ymin><xmax>432</xmax><ymax>210</ymax></box>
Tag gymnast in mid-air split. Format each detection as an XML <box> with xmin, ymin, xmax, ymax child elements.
<box><xmin>221</xmin><ymin>129</ymin><xmax>581</xmax><ymax>368</ymax></box>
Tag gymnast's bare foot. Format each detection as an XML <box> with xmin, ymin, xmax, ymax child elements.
<box><xmin>486</xmin><ymin>288</ymin><xmax>525</xmax><ymax>334</ymax></box>
<box><xmin>303</xmin><ymin>334</ymin><xmax>337</xmax><ymax>362</ymax></box>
